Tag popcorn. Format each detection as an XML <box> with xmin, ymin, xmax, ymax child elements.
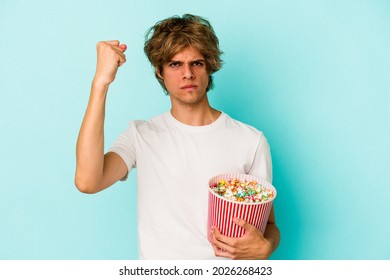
<box><xmin>209</xmin><ymin>178</ymin><xmax>274</xmax><ymax>203</ymax></box>
<box><xmin>208</xmin><ymin>174</ymin><xmax>277</xmax><ymax>239</ymax></box>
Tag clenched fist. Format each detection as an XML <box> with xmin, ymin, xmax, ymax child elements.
<box><xmin>93</xmin><ymin>40</ymin><xmax>127</xmax><ymax>87</ymax></box>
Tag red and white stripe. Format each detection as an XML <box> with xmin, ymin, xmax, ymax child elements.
<box><xmin>207</xmin><ymin>174</ymin><xmax>276</xmax><ymax>241</ymax></box>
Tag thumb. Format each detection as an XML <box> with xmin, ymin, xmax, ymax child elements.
<box><xmin>118</xmin><ymin>44</ymin><xmax>127</xmax><ymax>52</ymax></box>
<box><xmin>234</xmin><ymin>217</ymin><xmax>256</xmax><ymax>233</ymax></box>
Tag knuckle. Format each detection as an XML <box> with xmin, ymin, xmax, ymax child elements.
<box><xmin>96</xmin><ymin>41</ymin><xmax>104</xmax><ymax>48</ymax></box>
<box><xmin>213</xmin><ymin>248</ymin><xmax>221</xmax><ymax>256</ymax></box>
<box><xmin>230</xmin><ymin>249</ymin><xmax>239</xmax><ymax>258</ymax></box>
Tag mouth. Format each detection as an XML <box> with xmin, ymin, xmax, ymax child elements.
<box><xmin>180</xmin><ymin>84</ymin><xmax>197</xmax><ymax>89</ymax></box>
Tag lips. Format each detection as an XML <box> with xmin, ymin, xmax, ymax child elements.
<box><xmin>181</xmin><ymin>84</ymin><xmax>197</xmax><ymax>89</ymax></box>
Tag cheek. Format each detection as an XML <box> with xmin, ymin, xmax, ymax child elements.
<box><xmin>161</xmin><ymin>74</ymin><xmax>179</xmax><ymax>90</ymax></box>
<box><xmin>164</xmin><ymin>73</ymin><xmax>177</xmax><ymax>83</ymax></box>
<box><xmin>200</xmin><ymin>73</ymin><xmax>210</xmax><ymax>86</ymax></box>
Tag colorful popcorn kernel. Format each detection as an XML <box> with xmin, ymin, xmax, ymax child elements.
<box><xmin>210</xmin><ymin>178</ymin><xmax>274</xmax><ymax>203</ymax></box>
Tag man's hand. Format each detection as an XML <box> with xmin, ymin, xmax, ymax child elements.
<box><xmin>93</xmin><ymin>40</ymin><xmax>127</xmax><ymax>87</ymax></box>
<box><xmin>209</xmin><ymin>218</ymin><xmax>275</xmax><ymax>260</ymax></box>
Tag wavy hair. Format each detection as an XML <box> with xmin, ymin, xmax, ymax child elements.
<box><xmin>144</xmin><ymin>14</ymin><xmax>223</xmax><ymax>94</ymax></box>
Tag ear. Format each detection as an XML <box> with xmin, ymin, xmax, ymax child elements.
<box><xmin>155</xmin><ymin>67</ymin><xmax>164</xmax><ymax>80</ymax></box>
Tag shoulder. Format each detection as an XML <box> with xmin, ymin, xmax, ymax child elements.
<box><xmin>223</xmin><ymin>113</ymin><xmax>265</xmax><ymax>139</ymax></box>
<box><xmin>127</xmin><ymin>112</ymin><xmax>170</xmax><ymax>133</ymax></box>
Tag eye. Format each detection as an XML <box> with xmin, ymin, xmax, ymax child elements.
<box><xmin>169</xmin><ymin>62</ymin><xmax>181</xmax><ymax>68</ymax></box>
<box><xmin>192</xmin><ymin>61</ymin><xmax>204</xmax><ymax>67</ymax></box>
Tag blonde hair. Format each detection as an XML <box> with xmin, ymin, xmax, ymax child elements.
<box><xmin>144</xmin><ymin>14</ymin><xmax>223</xmax><ymax>94</ymax></box>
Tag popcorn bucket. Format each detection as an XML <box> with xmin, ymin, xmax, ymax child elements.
<box><xmin>207</xmin><ymin>173</ymin><xmax>276</xmax><ymax>241</ymax></box>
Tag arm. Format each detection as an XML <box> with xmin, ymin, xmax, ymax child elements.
<box><xmin>210</xmin><ymin>134</ymin><xmax>280</xmax><ymax>259</ymax></box>
<box><xmin>74</xmin><ymin>40</ymin><xmax>128</xmax><ymax>194</ymax></box>
<box><xmin>210</xmin><ymin>206</ymin><xmax>280</xmax><ymax>259</ymax></box>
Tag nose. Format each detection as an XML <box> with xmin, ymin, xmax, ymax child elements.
<box><xmin>182</xmin><ymin>63</ymin><xmax>194</xmax><ymax>80</ymax></box>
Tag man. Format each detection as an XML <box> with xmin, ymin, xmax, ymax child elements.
<box><xmin>75</xmin><ymin>14</ymin><xmax>280</xmax><ymax>259</ymax></box>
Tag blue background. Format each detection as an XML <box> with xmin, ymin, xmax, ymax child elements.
<box><xmin>1</xmin><ymin>0</ymin><xmax>389</xmax><ymax>259</ymax></box>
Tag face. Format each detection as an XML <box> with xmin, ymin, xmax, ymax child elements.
<box><xmin>158</xmin><ymin>46</ymin><xmax>210</xmax><ymax>107</ymax></box>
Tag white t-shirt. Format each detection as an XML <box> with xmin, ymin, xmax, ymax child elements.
<box><xmin>109</xmin><ymin>111</ymin><xmax>272</xmax><ymax>259</ymax></box>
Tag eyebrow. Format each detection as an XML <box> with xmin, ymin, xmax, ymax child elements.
<box><xmin>168</xmin><ymin>59</ymin><xmax>206</xmax><ymax>64</ymax></box>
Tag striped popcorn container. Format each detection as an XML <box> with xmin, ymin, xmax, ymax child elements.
<box><xmin>207</xmin><ymin>173</ymin><xmax>276</xmax><ymax>241</ymax></box>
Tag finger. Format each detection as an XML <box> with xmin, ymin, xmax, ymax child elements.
<box><xmin>96</xmin><ymin>41</ymin><xmax>126</xmax><ymax>54</ymax></box>
<box><xmin>107</xmin><ymin>46</ymin><xmax>126</xmax><ymax>66</ymax></box>
<box><xmin>211</xmin><ymin>243</ymin><xmax>233</xmax><ymax>259</ymax></box>
<box><xmin>209</xmin><ymin>229</ymin><xmax>233</xmax><ymax>258</ymax></box>
<box><xmin>104</xmin><ymin>40</ymin><xmax>120</xmax><ymax>46</ymax></box>
<box><xmin>117</xmin><ymin>53</ymin><xmax>126</xmax><ymax>67</ymax></box>
<box><xmin>96</xmin><ymin>40</ymin><xmax>120</xmax><ymax>51</ymax></box>
<box><xmin>234</xmin><ymin>218</ymin><xmax>258</xmax><ymax>234</ymax></box>
<box><xmin>111</xmin><ymin>44</ymin><xmax>127</xmax><ymax>57</ymax></box>
<box><xmin>211</xmin><ymin>227</ymin><xmax>236</xmax><ymax>251</ymax></box>
<box><xmin>212</xmin><ymin>226</ymin><xmax>238</xmax><ymax>246</ymax></box>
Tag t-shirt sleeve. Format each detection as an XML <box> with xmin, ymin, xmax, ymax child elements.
<box><xmin>107</xmin><ymin>121</ymin><xmax>139</xmax><ymax>181</ymax></box>
<box><xmin>248</xmin><ymin>132</ymin><xmax>273</xmax><ymax>184</ymax></box>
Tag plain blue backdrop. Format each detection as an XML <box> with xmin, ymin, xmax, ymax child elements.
<box><xmin>1</xmin><ymin>0</ymin><xmax>389</xmax><ymax>259</ymax></box>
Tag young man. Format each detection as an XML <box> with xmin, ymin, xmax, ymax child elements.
<box><xmin>75</xmin><ymin>14</ymin><xmax>280</xmax><ymax>259</ymax></box>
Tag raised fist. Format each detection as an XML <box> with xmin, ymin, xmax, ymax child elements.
<box><xmin>93</xmin><ymin>40</ymin><xmax>127</xmax><ymax>87</ymax></box>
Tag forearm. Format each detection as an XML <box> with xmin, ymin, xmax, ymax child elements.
<box><xmin>263</xmin><ymin>221</ymin><xmax>280</xmax><ymax>257</ymax></box>
<box><xmin>75</xmin><ymin>81</ymin><xmax>109</xmax><ymax>193</ymax></box>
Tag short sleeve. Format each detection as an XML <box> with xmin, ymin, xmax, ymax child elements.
<box><xmin>107</xmin><ymin>121</ymin><xmax>140</xmax><ymax>180</ymax></box>
<box><xmin>248</xmin><ymin>133</ymin><xmax>273</xmax><ymax>184</ymax></box>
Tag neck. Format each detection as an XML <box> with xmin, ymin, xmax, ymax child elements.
<box><xmin>170</xmin><ymin>103</ymin><xmax>221</xmax><ymax>126</ymax></box>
